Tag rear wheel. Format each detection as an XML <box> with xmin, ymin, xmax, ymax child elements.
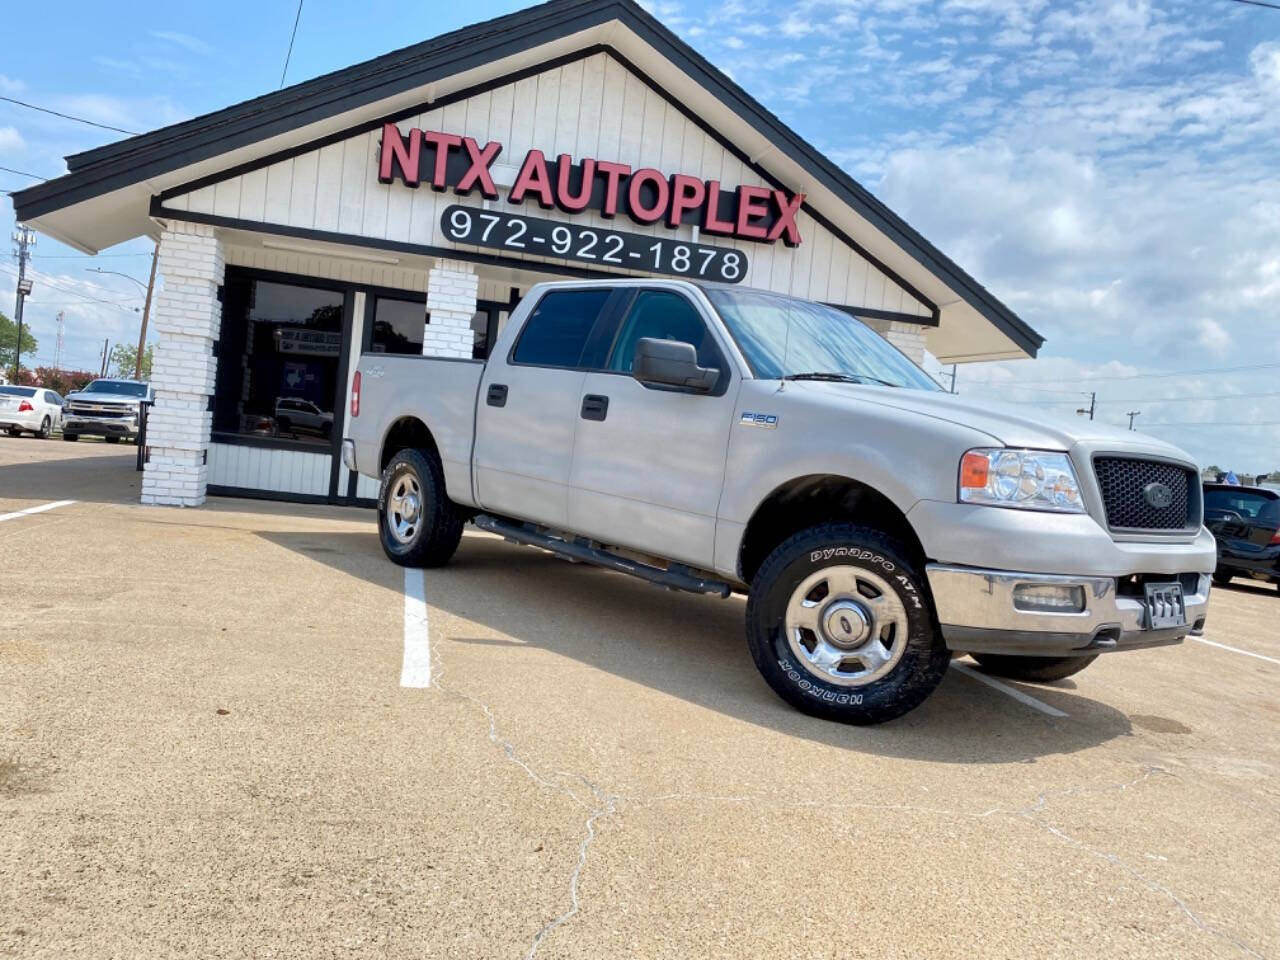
<box><xmin>6</xmin><ymin>427</ymin><xmax>20</xmax><ymax>437</ymax></box>
<box><xmin>377</xmin><ymin>448</ymin><xmax>464</xmax><ymax>567</ymax></box>
<box><xmin>971</xmin><ymin>653</ymin><xmax>1097</xmax><ymax>683</ymax></box>
<box><xmin>745</xmin><ymin>523</ymin><xmax>948</xmax><ymax>725</ymax></box>
<box><xmin>62</xmin><ymin>432</ymin><xmax>79</xmax><ymax>442</ymax></box>
<box><xmin>37</xmin><ymin>416</ymin><xmax>51</xmax><ymax>440</ymax></box>
<box><xmin>104</xmin><ymin>435</ymin><xmax>120</xmax><ymax>444</ymax></box>
<box><xmin>1212</xmin><ymin>570</ymin><xmax>1233</xmax><ymax>587</ymax></box>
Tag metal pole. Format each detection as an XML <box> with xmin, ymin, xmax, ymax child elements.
<box><xmin>1127</xmin><ymin>410</ymin><xmax>1140</xmax><ymax>430</ymax></box>
<box><xmin>100</xmin><ymin>338</ymin><xmax>110</xmax><ymax>377</ymax></box>
<box><xmin>11</xmin><ymin>226</ymin><xmax>34</xmax><ymax>382</ymax></box>
<box><xmin>1077</xmin><ymin>392</ymin><xmax>1096</xmax><ymax>420</ymax></box>
<box><xmin>134</xmin><ymin>243</ymin><xmax>159</xmax><ymax>379</ymax></box>
<box><xmin>948</xmin><ymin>365</ymin><xmax>957</xmax><ymax>394</ymax></box>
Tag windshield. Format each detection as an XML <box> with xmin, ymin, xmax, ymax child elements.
<box><xmin>706</xmin><ymin>288</ymin><xmax>940</xmax><ymax>390</ymax></box>
<box><xmin>0</xmin><ymin>386</ymin><xmax>36</xmax><ymax>397</ymax></box>
<box><xmin>84</xmin><ymin>380</ymin><xmax>148</xmax><ymax>397</ymax></box>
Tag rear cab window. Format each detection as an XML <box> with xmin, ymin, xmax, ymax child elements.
<box><xmin>510</xmin><ymin>289</ymin><xmax>614</xmax><ymax>369</ymax></box>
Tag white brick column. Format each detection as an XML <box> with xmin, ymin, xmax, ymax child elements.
<box><xmin>140</xmin><ymin>222</ymin><xmax>224</xmax><ymax>507</ymax></box>
<box><xmin>423</xmin><ymin>259</ymin><xmax>478</xmax><ymax>358</ymax></box>
<box><xmin>863</xmin><ymin>317</ymin><xmax>927</xmax><ymax>367</ymax></box>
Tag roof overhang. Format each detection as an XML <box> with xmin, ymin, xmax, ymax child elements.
<box><xmin>11</xmin><ymin>0</ymin><xmax>1042</xmax><ymax>362</ymax></box>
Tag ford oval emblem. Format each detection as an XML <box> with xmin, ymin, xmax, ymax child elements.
<box><xmin>1143</xmin><ymin>481</ymin><xmax>1174</xmax><ymax>510</ymax></box>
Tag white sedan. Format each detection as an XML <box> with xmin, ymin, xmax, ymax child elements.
<box><xmin>0</xmin><ymin>386</ymin><xmax>64</xmax><ymax>439</ymax></box>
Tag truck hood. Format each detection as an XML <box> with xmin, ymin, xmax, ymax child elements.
<box><xmin>66</xmin><ymin>391</ymin><xmax>144</xmax><ymax>405</ymax></box>
<box><xmin>797</xmin><ymin>382</ymin><xmax>1196</xmax><ymax>461</ymax></box>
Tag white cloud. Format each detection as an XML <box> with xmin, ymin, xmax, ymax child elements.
<box><xmin>0</xmin><ymin>75</ymin><xmax>22</xmax><ymax>94</ymax></box>
<box><xmin>148</xmin><ymin>30</ymin><xmax>214</xmax><ymax>56</ymax></box>
<box><xmin>0</xmin><ymin>125</ymin><xmax>24</xmax><ymax>152</ymax></box>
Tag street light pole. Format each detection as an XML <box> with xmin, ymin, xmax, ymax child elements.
<box><xmin>89</xmin><ymin>258</ymin><xmax>157</xmax><ymax>379</ymax></box>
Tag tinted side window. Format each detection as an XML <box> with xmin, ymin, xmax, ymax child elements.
<box><xmin>608</xmin><ymin>290</ymin><xmax>718</xmax><ymax>372</ymax></box>
<box><xmin>512</xmin><ymin>289</ymin><xmax>612</xmax><ymax>368</ymax></box>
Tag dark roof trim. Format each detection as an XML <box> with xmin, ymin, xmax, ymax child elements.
<box><xmin>14</xmin><ymin>0</ymin><xmax>1041</xmax><ymax>355</ymax></box>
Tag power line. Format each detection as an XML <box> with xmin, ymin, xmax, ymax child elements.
<box><xmin>0</xmin><ymin>164</ymin><xmax>47</xmax><ymax>181</ymax></box>
<box><xmin>1141</xmin><ymin>421</ymin><xmax>1280</xmax><ymax>427</ymax></box>
<box><xmin>280</xmin><ymin>0</ymin><xmax>305</xmax><ymax>88</ymax></box>
<box><xmin>1225</xmin><ymin>0</ymin><xmax>1280</xmax><ymax>9</ymax></box>
<box><xmin>0</xmin><ymin>95</ymin><xmax>139</xmax><ymax>135</ymax></box>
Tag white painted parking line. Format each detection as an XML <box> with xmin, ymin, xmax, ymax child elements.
<box><xmin>401</xmin><ymin>566</ymin><xmax>431</xmax><ymax>688</ymax></box>
<box><xmin>0</xmin><ymin>499</ymin><xmax>76</xmax><ymax>523</ymax></box>
<box><xmin>950</xmin><ymin>660</ymin><xmax>1069</xmax><ymax>718</ymax></box>
<box><xmin>1194</xmin><ymin>637</ymin><xmax>1280</xmax><ymax>667</ymax></box>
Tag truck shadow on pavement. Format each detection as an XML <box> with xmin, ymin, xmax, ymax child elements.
<box><xmin>260</xmin><ymin>529</ymin><xmax>1134</xmax><ymax>764</ymax></box>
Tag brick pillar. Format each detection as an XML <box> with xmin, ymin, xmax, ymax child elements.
<box><xmin>423</xmin><ymin>259</ymin><xmax>478</xmax><ymax>359</ymax></box>
<box><xmin>862</xmin><ymin>317</ymin><xmax>927</xmax><ymax>367</ymax></box>
<box><xmin>140</xmin><ymin>222</ymin><xmax>224</xmax><ymax>507</ymax></box>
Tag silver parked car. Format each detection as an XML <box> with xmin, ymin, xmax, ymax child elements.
<box><xmin>0</xmin><ymin>385</ymin><xmax>64</xmax><ymax>439</ymax></box>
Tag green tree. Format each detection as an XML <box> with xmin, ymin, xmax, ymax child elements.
<box><xmin>109</xmin><ymin>342</ymin><xmax>154</xmax><ymax>380</ymax></box>
<box><xmin>0</xmin><ymin>311</ymin><xmax>39</xmax><ymax>374</ymax></box>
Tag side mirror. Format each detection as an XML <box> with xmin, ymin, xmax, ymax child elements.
<box><xmin>632</xmin><ymin>337</ymin><xmax>719</xmax><ymax>392</ymax></box>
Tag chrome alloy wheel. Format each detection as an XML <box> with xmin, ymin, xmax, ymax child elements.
<box><xmin>783</xmin><ymin>565</ymin><xmax>909</xmax><ymax>687</ymax></box>
<box><xmin>387</xmin><ymin>474</ymin><xmax>423</xmax><ymax>545</ymax></box>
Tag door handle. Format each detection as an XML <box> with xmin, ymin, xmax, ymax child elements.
<box><xmin>581</xmin><ymin>394</ymin><xmax>609</xmax><ymax>421</ymax></box>
<box><xmin>486</xmin><ymin>383</ymin><xmax>508</xmax><ymax>407</ymax></box>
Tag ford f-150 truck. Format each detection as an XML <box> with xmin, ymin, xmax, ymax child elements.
<box><xmin>345</xmin><ymin>279</ymin><xmax>1215</xmax><ymax>724</ymax></box>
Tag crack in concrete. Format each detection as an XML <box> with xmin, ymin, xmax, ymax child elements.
<box><xmin>426</xmin><ymin>637</ymin><xmax>619</xmax><ymax>960</ymax></box>
<box><xmin>424</xmin><ymin>637</ymin><xmax>1260</xmax><ymax>960</ymax></box>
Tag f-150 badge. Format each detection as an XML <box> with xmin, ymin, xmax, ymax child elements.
<box><xmin>740</xmin><ymin>412</ymin><xmax>778</xmax><ymax>429</ymax></box>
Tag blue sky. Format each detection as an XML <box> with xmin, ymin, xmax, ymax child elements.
<box><xmin>3</xmin><ymin>0</ymin><xmax>1279</xmax><ymax>470</ymax></box>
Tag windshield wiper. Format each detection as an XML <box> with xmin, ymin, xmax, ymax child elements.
<box><xmin>782</xmin><ymin>372</ymin><xmax>899</xmax><ymax>387</ymax></box>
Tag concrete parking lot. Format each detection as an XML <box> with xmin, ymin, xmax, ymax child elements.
<box><xmin>2</xmin><ymin>437</ymin><xmax>1277</xmax><ymax>959</ymax></box>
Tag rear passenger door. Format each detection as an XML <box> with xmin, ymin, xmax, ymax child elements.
<box><xmin>473</xmin><ymin>287</ymin><xmax>618</xmax><ymax>529</ymax></box>
<box><xmin>567</xmin><ymin>288</ymin><xmax>739</xmax><ymax>569</ymax></box>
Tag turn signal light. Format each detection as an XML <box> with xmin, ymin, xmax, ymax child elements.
<box><xmin>16</xmin><ymin>400</ymin><xmax>33</xmax><ymax>412</ymax></box>
<box><xmin>351</xmin><ymin>371</ymin><xmax>361</xmax><ymax>418</ymax></box>
<box><xmin>959</xmin><ymin>450</ymin><xmax>990</xmax><ymax>489</ymax></box>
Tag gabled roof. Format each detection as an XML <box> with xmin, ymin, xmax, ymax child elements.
<box><xmin>10</xmin><ymin>0</ymin><xmax>1042</xmax><ymax>357</ymax></box>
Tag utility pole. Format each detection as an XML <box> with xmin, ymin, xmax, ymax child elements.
<box><xmin>134</xmin><ymin>242</ymin><xmax>158</xmax><ymax>379</ymax></box>
<box><xmin>948</xmin><ymin>364</ymin><xmax>957</xmax><ymax>394</ymax></box>
<box><xmin>10</xmin><ymin>225</ymin><xmax>36</xmax><ymax>381</ymax></box>
<box><xmin>1077</xmin><ymin>392</ymin><xmax>1096</xmax><ymax>420</ymax></box>
<box><xmin>1127</xmin><ymin>410</ymin><xmax>1141</xmax><ymax>430</ymax></box>
<box><xmin>100</xmin><ymin>338</ymin><xmax>110</xmax><ymax>377</ymax></box>
<box><xmin>53</xmin><ymin>312</ymin><xmax>65</xmax><ymax>370</ymax></box>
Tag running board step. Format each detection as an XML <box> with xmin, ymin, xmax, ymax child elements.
<box><xmin>473</xmin><ymin>515</ymin><xmax>733</xmax><ymax>598</ymax></box>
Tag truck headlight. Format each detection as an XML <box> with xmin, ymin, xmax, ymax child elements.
<box><xmin>959</xmin><ymin>448</ymin><xmax>1085</xmax><ymax>513</ymax></box>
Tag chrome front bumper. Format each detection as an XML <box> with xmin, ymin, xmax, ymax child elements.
<box><xmin>926</xmin><ymin>565</ymin><xmax>1211</xmax><ymax>657</ymax></box>
<box><xmin>64</xmin><ymin>414</ymin><xmax>138</xmax><ymax>437</ymax></box>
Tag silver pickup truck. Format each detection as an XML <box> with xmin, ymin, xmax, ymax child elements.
<box><xmin>346</xmin><ymin>279</ymin><xmax>1215</xmax><ymax>724</ymax></box>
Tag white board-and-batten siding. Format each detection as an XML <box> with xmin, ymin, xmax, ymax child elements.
<box><xmin>207</xmin><ymin>443</ymin><xmax>331</xmax><ymax>497</ymax></box>
<box><xmin>168</xmin><ymin>52</ymin><xmax>931</xmax><ymax>319</ymax></box>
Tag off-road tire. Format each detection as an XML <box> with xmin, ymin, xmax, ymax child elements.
<box><xmin>746</xmin><ymin>523</ymin><xmax>949</xmax><ymax>725</ymax></box>
<box><xmin>971</xmin><ymin>653</ymin><xmax>1098</xmax><ymax>683</ymax></box>
<box><xmin>62</xmin><ymin>432</ymin><xmax>78</xmax><ymax>441</ymax></box>
<box><xmin>378</xmin><ymin>448</ymin><xmax>464</xmax><ymax>568</ymax></box>
<box><xmin>37</xmin><ymin>416</ymin><xmax>51</xmax><ymax>440</ymax></box>
<box><xmin>1212</xmin><ymin>571</ymin><xmax>1233</xmax><ymax>587</ymax></box>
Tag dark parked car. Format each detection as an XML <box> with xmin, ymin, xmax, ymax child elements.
<box><xmin>1203</xmin><ymin>483</ymin><xmax>1280</xmax><ymax>592</ymax></box>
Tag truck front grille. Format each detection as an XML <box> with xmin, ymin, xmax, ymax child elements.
<box><xmin>1093</xmin><ymin>457</ymin><xmax>1196</xmax><ymax>532</ymax></box>
<box><xmin>67</xmin><ymin>404</ymin><xmax>132</xmax><ymax>419</ymax></box>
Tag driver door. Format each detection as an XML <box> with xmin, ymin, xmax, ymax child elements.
<box><xmin>567</xmin><ymin>288</ymin><xmax>740</xmax><ymax>568</ymax></box>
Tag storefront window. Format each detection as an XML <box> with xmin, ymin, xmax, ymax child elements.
<box><xmin>370</xmin><ymin>297</ymin><xmax>425</xmax><ymax>355</ymax></box>
<box><xmin>214</xmin><ymin>273</ymin><xmax>347</xmax><ymax>447</ymax></box>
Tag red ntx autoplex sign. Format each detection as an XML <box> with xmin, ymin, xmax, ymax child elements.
<box><xmin>377</xmin><ymin>122</ymin><xmax>804</xmax><ymax>246</ymax></box>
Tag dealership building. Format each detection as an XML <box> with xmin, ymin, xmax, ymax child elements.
<box><xmin>12</xmin><ymin>0</ymin><xmax>1042</xmax><ymax>508</ymax></box>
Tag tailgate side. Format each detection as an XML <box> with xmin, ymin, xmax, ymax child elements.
<box><xmin>347</xmin><ymin>355</ymin><xmax>485</xmax><ymax>508</ymax></box>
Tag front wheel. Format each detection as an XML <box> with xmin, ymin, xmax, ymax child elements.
<box><xmin>745</xmin><ymin>523</ymin><xmax>949</xmax><ymax>725</ymax></box>
<box><xmin>377</xmin><ymin>448</ymin><xmax>464</xmax><ymax>567</ymax></box>
<box><xmin>971</xmin><ymin>653</ymin><xmax>1097</xmax><ymax>683</ymax></box>
<box><xmin>37</xmin><ymin>416</ymin><xmax>51</xmax><ymax>440</ymax></box>
<box><xmin>1212</xmin><ymin>570</ymin><xmax>1233</xmax><ymax>587</ymax></box>
<box><xmin>62</xmin><ymin>432</ymin><xmax>79</xmax><ymax>442</ymax></box>
<box><xmin>104</xmin><ymin>435</ymin><xmax>120</xmax><ymax>444</ymax></box>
